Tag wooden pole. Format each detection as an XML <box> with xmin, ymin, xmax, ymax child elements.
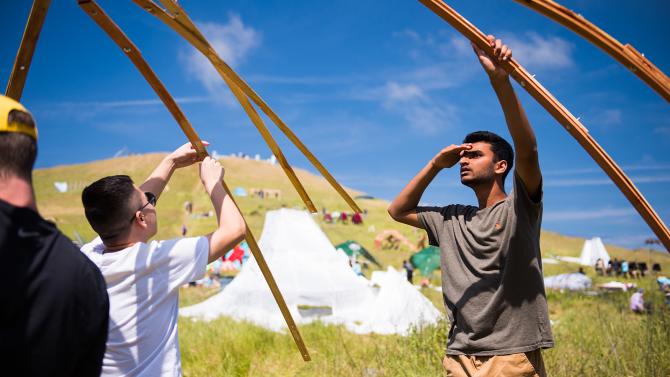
<box><xmin>132</xmin><ymin>0</ymin><xmax>362</xmax><ymax>214</ymax></box>
<box><xmin>144</xmin><ymin>1</ymin><xmax>317</xmax><ymax>212</ymax></box>
<box><xmin>418</xmin><ymin>0</ymin><xmax>670</xmax><ymax>252</ymax></box>
<box><xmin>511</xmin><ymin>0</ymin><xmax>670</xmax><ymax>104</ymax></box>
<box><xmin>5</xmin><ymin>0</ymin><xmax>51</xmax><ymax>101</ymax></box>
<box><xmin>78</xmin><ymin>0</ymin><xmax>311</xmax><ymax>361</ymax></box>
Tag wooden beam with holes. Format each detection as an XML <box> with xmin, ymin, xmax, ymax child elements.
<box><xmin>5</xmin><ymin>0</ymin><xmax>52</xmax><ymax>101</ymax></box>
<box><xmin>132</xmin><ymin>0</ymin><xmax>362</xmax><ymax>214</ymax></box>
<box><xmin>512</xmin><ymin>0</ymin><xmax>670</xmax><ymax>103</ymax></box>
<box><xmin>418</xmin><ymin>0</ymin><xmax>670</xmax><ymax>252</ymax></box>
<box><xmin>77</xmin><ymin>0</ymin><xmax>311</xmax><ymax>361</ymax></box>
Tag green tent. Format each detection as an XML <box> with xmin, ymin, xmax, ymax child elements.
<box><xmin>335</xmin><ymin>240</ymin><xmax>381</xmax><ymax>268</ymax></box>
<box><xmin>410</xmin><ymin>246</ymin><xmax>441</xmax><ymax>276</ymax></box>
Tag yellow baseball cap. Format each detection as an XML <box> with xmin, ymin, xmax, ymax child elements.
<box><xmin>0</xmin><ymin>95</ymin><xmax>37</xmax><ymax>140</ymax></box>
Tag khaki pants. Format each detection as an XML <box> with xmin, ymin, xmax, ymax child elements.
<box><xmin>443</xmin><ymin>349</ymin><xmax>546</xmax><ymax>377</ymax></box>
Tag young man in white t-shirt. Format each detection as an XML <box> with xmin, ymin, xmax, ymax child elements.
<box><xmin>80</xmin><ymin>143</ymin><xmax>246</xmax><ymax>376</ymax></box>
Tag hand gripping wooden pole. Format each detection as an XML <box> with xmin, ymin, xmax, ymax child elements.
<box><xmin>5</xmin><ymin>0</ymin><xmax>51</xmax><ymax>101</ymax></box>
<box><xmin>78</xmin><ymin>0</ymin><xmax>311</xmax><ymax>361</ymax></box>
<box><xmin>132</xmin><ymin>0</ymin><xmax>362</xmax><ymax>214</ymax></box>
<box><xmin>419</xmin><ymin>0</ymin><xmax>670</xmax><ymax>252</ymax></box>
<box><xmin>512</xmin><ymin>0</ymin><xmax>670</xmax><ymax>104</ymax></box>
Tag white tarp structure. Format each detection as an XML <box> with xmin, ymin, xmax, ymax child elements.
<box><xmin>555</xmin><ymin>237</ymin><xmax>611</xmax><ymax>266</ymax></box>
<box><xmin>348</xmin><ymin>267</ymin><xmax>441</xmax><ymax>334</ymax></box>
<box><xmin>579</xmin><ymin>237</ymin><xmax>610</xmax><ymax>266</ymax></box>
<box><xmin>54</xmin><ymin>181</ymin><xmax>68</xmax><ymax>193</ymax></box>
<box><xmin>544</xmin><ymin>273</ymin><xmax>592</xmax><ymax>291</ymax></box>
<box><xmin>180</xmin><ymin>209</ymin><xmax>441</xmax><ymax>335</ymax></box>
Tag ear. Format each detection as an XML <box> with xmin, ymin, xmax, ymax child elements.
<box><xmin>131</xmin><ymin>211</ymin><xmax>148</xmax><ymax>229</ymax></box>
<box><xmin>494</xmin><ymin>160</ymin><xmax>508</xmax><ymax>175</ymax></box>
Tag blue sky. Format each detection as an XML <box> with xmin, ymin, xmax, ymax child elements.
<box><xmin>2</xmin><ymin>0</ymin><xmax>669</xmax><ymax>250</ymax></box>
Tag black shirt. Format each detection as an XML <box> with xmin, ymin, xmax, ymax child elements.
<box><xmin>0</xmin><ymin>199</ymin><xmax>109</xmax><ymax>376</ymax></box>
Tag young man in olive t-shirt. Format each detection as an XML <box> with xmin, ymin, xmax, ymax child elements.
<box><xmin>388</xmin><ymin>36</ymin><xmax>553</xmax><ymax>376</ymax></box>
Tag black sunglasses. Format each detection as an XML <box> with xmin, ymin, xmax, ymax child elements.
<box><xmin>129</xmin><ymin>192</ymin><xmax>157</xmax><ymax>223</ymax></box>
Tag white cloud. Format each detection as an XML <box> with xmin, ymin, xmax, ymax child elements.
<box><xmin>378</xmin><ymin>81</ymin><xmax>456</xmax><ymax>134</ymax></box>
<box><xmin>500</xmin><ymin>32</ymin><xmax>574</xmax><ymax>70</ymax></box>
<box><xmin>598</xmin><ymin>109</ymin><xmax>622</xmax><ymax>125</ymax></box>
<box><xmin>385</xmin><ymin>82</ymin><xmax>423</xmax><ymax>101</ymax></box>
<box><xmin>182</xmin><ymin>13</ymin><xmax>261</xmax><ymax>102</ymax></box>
<box><xmin>544</xmin><ymin>162</ymin><xmax>670</xmax><ymax>176</ymax></box>
<box><xmin>654</xmin><ymin>127</ymin><xmax>670</xmax><ymax>138</ymax></box>
<box><xmin>544</xmin><ymin>207</ymin><xmax>636</xmax><ymax>221</ymax></box>
<box><xmin>545</xmin><ymin>174</ymin><xmax>670</xmax><ymax>187</ymax></box>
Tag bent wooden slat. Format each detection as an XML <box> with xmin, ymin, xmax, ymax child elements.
<box><xmin>512</xmin><ymin>0</ymin><xmax>670</xmax><ymax>103</ymax></box>
<box><xmin>5</xmin><ymin>0</ymin><xmax>52</xmax><ymax>101</ymax></box>
<box><xmin>133</xmin><ymin>0</ymin><xmax>362</xmax><ymax>214</ymax></box>
<box><xmin>151</xmin><ymin>1</ymin><xmax>316</xmax><ymax>213</ymax></box>
<box><xmin>77</xmin><ymin>0</ymin><xmax>311</xmax><ymax>361</ymax></box>
<box><xmin>419</xmin><ymin>0</ymin><xmax>670</xmax><ymax>252</ymax></box>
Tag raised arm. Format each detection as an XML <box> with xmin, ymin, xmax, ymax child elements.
<box><xmin>199</xmin><ymin>157</ymin><xmax>246</xmax><ymax>263</ymax></box>
<box><xmin>139</xmin><ymin>141</ymin><xmax>209</xmax><ymax>200</ymax></box>
<box><xmin>474</xmin><ymin>36</ymin><xmax>541</xmax><ymax>197</ymax></box>
<box><xmin>388</xmin><ymin>144</ymin><xmax>472</xmax><ymax>228</ymax></box>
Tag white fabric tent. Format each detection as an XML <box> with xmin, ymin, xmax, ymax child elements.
<box><xmin>347</xmin><ymin>267</ymin><xmax>441</xmax><ymax>335</ymax></box>
<box><xmin>180</xmin><ymin>209</ymin><xmax>441</xmax><ymax>334</ymax></box>
<box><xmin>544</xmin><ymin>273</ymin><xmax>592</xmax><ymax>291</ymax></box>
<box><xmin>579</xmin><ymin>237</ymin><xmax>610</xmax><ymax>266</ymax></box>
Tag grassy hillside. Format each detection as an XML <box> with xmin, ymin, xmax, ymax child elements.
<box><xmin>33</xmin><ymin>154</ymin><xmax>670</xmax><ymax>376</ymax></box>
<box><xmin>34</xmin><ymin>153</ymin><xmax>670</xmax><ymax>275</ymax></box>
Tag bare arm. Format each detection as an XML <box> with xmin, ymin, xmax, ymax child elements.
<box><xmin>388</xmin><ymin>144</ymin><xmax>472</xmax><ymax>228</ymax></box>
<box><xmin>139</xmin><ymin>141</ymin><xmax>209</xmax><ymax>200</ymax></box>
<box><xmin>474</xmin><ymin>36</ymin><xmax>541</xmax><ymax>197</ymax></box>
<box><xmin>199</xmin><ymin>157</ymin><xmax>246</xmax><ymax>264</ymax></box>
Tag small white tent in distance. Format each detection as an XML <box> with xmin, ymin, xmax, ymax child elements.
<box><xmin>579</xmin><ymin>237</ymin><xmax>610</xmax><ymax>266</ymax></box>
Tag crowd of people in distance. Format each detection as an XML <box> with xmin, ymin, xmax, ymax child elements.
<box><xmin>322</xmin><ymin>208</ymin><xmax>365</xmax><ymax>225</ymax></box>
<box><xmin>595</xmin><ymin>257</ymin><xmax>661</xmax><ymax>278</ymax></box>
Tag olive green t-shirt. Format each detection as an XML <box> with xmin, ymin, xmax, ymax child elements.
<box><xmin>417</xmin><ymin>172</ymin><xmax>553</xmax><ymax>356</ymax></box>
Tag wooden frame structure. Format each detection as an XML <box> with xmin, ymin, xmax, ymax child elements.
<box><xmin>512</xmin><ymin>0</ymin><xmax>670</xmax><ymax>104</ymax></box>
<box><xmin>74</xmin><ymin>0</ymin><xmax>313</xmax><ymax>361</ymax></box>
<box><xmin>133</xmin><ymin>0</ymin><xmax>362</xmax><ymax>215</ymax></box>
<box><xmin>418</xmin><ymin>0</ymin><xmax>670</xmax><ymax>252</ymax></box>
<box><xmin>7</xmin><ymin>0</ymin><xmax>669</xmax><ymax>364</ymax></box>
<box><xmin>5</xmin><ymin>0</ymin><xmax>375</xmax><ymax>361</ymax></box>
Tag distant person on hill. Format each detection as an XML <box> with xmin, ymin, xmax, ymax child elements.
<box><xmin>621</xmin><ymin>260</ymin><xmax>630</xmax><ymax>278</ymax></box>
<box><xmin>596</xmin><ymin>258</ymin><xmax>605</xmax><ymax>276</ymax></box>
<box><xmin>629</xmin><ymin>261</ymin><xmax>640</xmax><ymax>279</ymax></box>
<box><xmin>630</xmin><ymin>289</ymin><xmax>647</xmax><ymax>314</ymax></box>
<box><xmin>388</xmin><ymin>37</ymin><xmax>551</xmax><ymax>375</ymax></box>
<box><xmin>402</xmin><ymin>260</ymin><xmax>414</xmax><ymax>283</ymax></box>
<box><xmin>0</xmin><ymin>95</ymin><xmax>109</xmax><ymax>376</ymax></box>
<box><xmin>80</xmin><ymin>144</ymin><xmax>246</xmax><ymax>376</ymax></box>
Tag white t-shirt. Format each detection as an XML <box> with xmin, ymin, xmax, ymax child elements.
<box><xmin>81</xmin><ymin>236</ymin><xmax>209</xmax><ymax>377</ymax></box>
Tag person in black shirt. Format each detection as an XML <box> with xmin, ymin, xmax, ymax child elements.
<box><xmin>0</xmin><ymin>95</ymin><xmax>109</xmax><ymax>376</ymax></box>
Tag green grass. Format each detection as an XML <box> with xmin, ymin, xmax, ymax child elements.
<box><xmin>34</xmin><ymin>154</ymin><xmax>670</xmax><ymax>376</ymax></box>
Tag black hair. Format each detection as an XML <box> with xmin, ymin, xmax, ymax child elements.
<box><xmin>463</xmin><ymin>130</ymin><xmax>514</xmax><ymax>183</ymax></box>
<box><xmin>82</xmin><ymin>175</ymin><xmax>136</xmax><ymax>241</ymax></box>
<box><xmin>0</xmin><ymin>110</ymin><xmax>37</xmax><ymax>180</ymax></box>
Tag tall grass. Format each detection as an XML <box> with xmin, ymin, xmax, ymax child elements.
<box><xmin>178</xmin><ymin>274</ymin><xmax>670</xmax><ymax>377</ymax></box>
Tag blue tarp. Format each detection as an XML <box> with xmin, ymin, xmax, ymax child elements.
<box><xmin>234</xmin><ymin>187</ymin><xmax>248</xmax><ymax>197</ymax></box>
